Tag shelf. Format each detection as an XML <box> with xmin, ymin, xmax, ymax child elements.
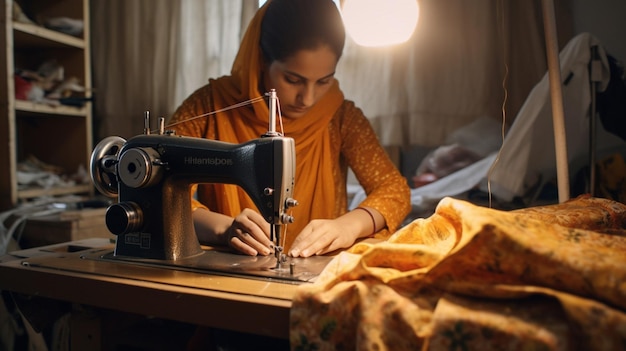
<box><xmin>15</xmin><ymin>99</ymin><xmax>89</xmax><ymax>116</ymax></box>
<box><xmin>18</xmin><ymin>183</ymin><xmax>93</xmax><ymax>200</ymax></box>
<box><xmin>1</xmin><ymin>0</ymin><xmax>93</xmax><ymax>211</ymax></box>
<box><xmin>13</xmin><ymin>21</ymin><xmax>85</xmax><ymax>49</ymax></box>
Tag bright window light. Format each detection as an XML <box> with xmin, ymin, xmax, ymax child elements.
<box><xmin>342</xmin><ymin>0</ymin><xmax>419</xmax><ymax>47</ymax></box>
<box><xmin>258</xmin><ymin>0</ymin><xmax>340</xmax><ymax>9</ymax></box>
<box><xmin>258</xmin><ymin>0</ymin><xmax>339</xmax><ymax>8</ymax></box>
<box><xmin>257</xmin><ymin>0</ymin><xmax>416</xmax><ymax>47</ymax></box>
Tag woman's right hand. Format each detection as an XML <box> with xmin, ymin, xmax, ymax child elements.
<box><xmin>224</xmin><ymin>208</ymin><xmax>274</xmax><ymax>256</ymax></box>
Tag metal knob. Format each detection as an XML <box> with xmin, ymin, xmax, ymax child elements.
<box><xmin>281</xmin><ymin>213</ymin><xmax>295</xmax><ymax>224</ymax></box>
<box><xmin>105</xmin><ymin>202</ymin><xmax>143</xmax><ymax>235</ymax></box>
<box><xmin>117</xmin><ymin>148</ymin><xmax>162</xmax><ymax>188</ymax></box>
<box><xmin>285</xmin><ymin>198</ymin><xmax>298</xmax><ymax>208</ymax></box>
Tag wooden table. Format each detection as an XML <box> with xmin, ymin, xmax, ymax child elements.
<box><xmin>0</xmin><ymin>238</ymin><xmax>311</xmax><ymax>349</ymax></box>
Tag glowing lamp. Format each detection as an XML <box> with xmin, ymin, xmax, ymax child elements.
<box><xmin>341</xmin><ymin>0</ymin><xmax>419</xmax><ymax>47</ymax></box>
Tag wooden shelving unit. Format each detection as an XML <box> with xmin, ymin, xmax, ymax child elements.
<box><xmin>0</xmin><ymin>0</ymin><xmax>93</xmax><ymax>210</ymax></box>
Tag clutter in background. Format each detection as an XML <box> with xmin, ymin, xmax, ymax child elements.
<box><xmin>413</xmin><ymin>144</ymin><xmax>483</xmax><ymax>187</ymax></box>
<box><xmin>413</xmin><ymin>116</ymin><xmax>504</xmax><ymax>188</ymax></box>
<box><xmin>14</xmin><ymin>60</ymin><xmax>89</xmax><ymax>107</ymax></box>
<box><xmin>11</xmin><ymin>0</ymin><xmax>34</xmax><ymax>25</ymax></box>
<box><xmin>0</xmin><ymin>197</ymin><xmax>64</xmax><ymax>255</ymax></box>
<box><xmin>0</xmin><ymin>194</ymin><xmax>111</xmax><ymax>255</ymax></box>
<box><xmin>42</xmin><ymin>17</ymin><xmax>84</xmax><ymax>37</ymax></box>
<box><xmin>17</xmin><ymin>154</ymin><xmax>90</xmax><ymax>190</ymax></box>
<box><xmin>12</xmin><ymin>0</ymin><xmax>84</xmax><ymax>37</ymax></box>
<box><xmin>11</xmin><ymin>2</ymin><xmax>90</xmax><ymax>107</ymax></box>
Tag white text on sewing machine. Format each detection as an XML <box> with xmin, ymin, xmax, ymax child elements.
<box><xmin>184</xmin><ymin>157</ymin><xmax>234</xmax><ymax>166</ymax></box>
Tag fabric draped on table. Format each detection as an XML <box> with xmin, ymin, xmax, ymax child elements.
<box><xmin>290</xmin><ymin>195</ymin><xmax>626</xmax><ymax>350</ymax></box>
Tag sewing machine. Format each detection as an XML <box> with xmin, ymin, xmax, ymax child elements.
<box><xmin>0</xmin><ymin>93</ymin><xmax>331</xmax><ymax>347</ymax></box>
<box><xmin>88</xmin><ymin>91</ymin><xmax>332</xmax><ymax>282</ymax></box>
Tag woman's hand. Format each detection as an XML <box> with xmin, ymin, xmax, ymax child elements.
<box><xmin>224</xmin><ymin>208</ymin><xmax>274</xmax><ymax>256</ymax></box>
<box><xmin>288</xmin><ymin>207</ymin><xmax>385</xmax><ymax>258</ymax></box>
<box><xmin>193</xmin><ymin>207</ymin><xmax>274</xmax><ymax>256</ymax></box>
<box><xmin>288</xmin><ymin>218</ymin><xmax>360</xmax><ymax>258</ymax></box>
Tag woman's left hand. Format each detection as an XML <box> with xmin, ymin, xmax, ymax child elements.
<box><xmin>288</xmin><ymin>218</ymin><xmax>359</xmax><ymax>257</ymax></box>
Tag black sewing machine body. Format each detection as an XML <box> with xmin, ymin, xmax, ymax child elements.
<box><xmin>91</xmin><ymin>133</ymin><xmax>296</xmax><ymax>261</ymax></box>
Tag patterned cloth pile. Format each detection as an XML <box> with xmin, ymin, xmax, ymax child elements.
<box><xmin>290</xmin><ymin>195</ymin><xmax>626</xmax><ymax>350</ymax></box>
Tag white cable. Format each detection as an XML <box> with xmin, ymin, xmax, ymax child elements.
<box><xmin>0</xmin><ymin>198</ymin><xmax>59</xmax><ymax>254</ymax></box>
<box><xmin>10</xmin><ymin>208</ymin><xmax>65</xmax><ymax>249</ymax></box>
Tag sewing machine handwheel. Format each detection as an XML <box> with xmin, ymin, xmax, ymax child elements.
<box><xmin>90</xmin><ymin>136</ymin><xmax>126</xmax><ymax>197</ymax></box>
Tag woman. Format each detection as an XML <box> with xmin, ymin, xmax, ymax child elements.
<box><xmin>169</xmin><ymin>0</ymin><xmax>411</xmax><ymax>258</ymax></box>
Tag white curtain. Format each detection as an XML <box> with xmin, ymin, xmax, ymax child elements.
<box><xmin>91</xmin><ymin>0</ymin><xmax>255</xmax><ymax>140</ymax></box>
<box><xmin>91</xmin><ymin>0</ymin><xmax>181</xmax><ymax>139</ymax></box>
<box><xmin>174</xmin><ymin>0</ymin><xmax>249</xmax><ymax>108</ymax></box>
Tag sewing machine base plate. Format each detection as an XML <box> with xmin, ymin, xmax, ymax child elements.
<box><xmin>90</xmin><ymin>249</ymin><xmax>333</xmax><ymax>283</ymax></box>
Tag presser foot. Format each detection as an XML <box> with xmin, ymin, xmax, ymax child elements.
<box><xmin>274</xmin><ymin>245</ymin><xmax>287</xmax><ymax>269</ymax></box>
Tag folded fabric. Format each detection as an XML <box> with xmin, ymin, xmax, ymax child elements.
<box><xmin>290</xmin><ymin>195</ymin><xmax>626</xmax><ymax>350</ymax></box>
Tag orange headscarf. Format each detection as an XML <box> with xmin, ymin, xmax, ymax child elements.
<box><xmin>202</xmin><ymin>1</ymin><xmax>345</xmax><ymax>249</ymax></box>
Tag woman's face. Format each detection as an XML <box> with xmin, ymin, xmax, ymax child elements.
<box><xmin>264</xmin><ymin>45</ymin><xmax>338</xmax><ymax>119</ymax></box>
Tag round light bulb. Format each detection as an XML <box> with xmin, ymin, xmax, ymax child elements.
<box><xmin>341</xmin><ymin>0</ymin><xmax>419</xmax><ymax>47</ymax></box>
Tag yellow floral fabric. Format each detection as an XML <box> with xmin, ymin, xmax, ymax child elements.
<box><xmin>290</xmin><ymin>195</ymin><xmax>626</xmax><ymax>350</ymax></box>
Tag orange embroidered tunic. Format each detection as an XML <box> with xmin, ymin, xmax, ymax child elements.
<box><xmin>169</xmin><ymin>84</ymin><xmax>411</xmax><ymax>249</ymax></box>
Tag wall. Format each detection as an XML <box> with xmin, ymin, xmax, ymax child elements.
<box><xmin>571</xmin><ymin>0</ymin><xmax>626</xmax><ymax>63</ymax></box>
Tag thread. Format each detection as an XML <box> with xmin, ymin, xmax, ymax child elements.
<box><xmin>486</xmin><ymin>0</ymin><xmax>510</xmax><ymax>209</ymax></box>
